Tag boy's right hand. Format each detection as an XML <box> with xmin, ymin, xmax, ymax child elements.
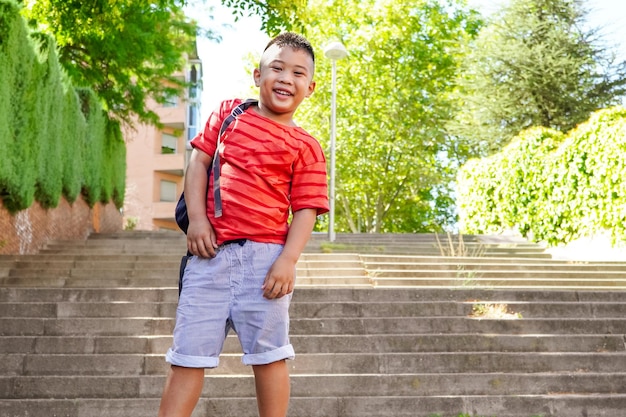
<box><xmin>186</xmin><ymin>219</ymin><xmax>218</xmax><ymax>258</ymax></box>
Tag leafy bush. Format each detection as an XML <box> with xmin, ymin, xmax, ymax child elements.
<box><xmin>458</xmin><ymin>106</ymin><xmax>626</xmax><ymax>246</ymax></box>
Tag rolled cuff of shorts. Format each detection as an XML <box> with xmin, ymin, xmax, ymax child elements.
<box><xmin>242</xmin><ymin>344</ymin><xmax>295</xmax><ymax>366</ymax></box>
<box><xmin>166</xmin><ymin>348</ymin><xmax>219</xmax><ymax>369</ymax></box>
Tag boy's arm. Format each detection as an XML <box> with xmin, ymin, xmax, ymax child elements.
<box><xmin>185</xmin><ymin>148</ymin><xmax>219</xmax><ymax>258</ymax></box>
<box><xmin>262</xmin><ymin>208</ymin><xmax>318</xmax><ymax>299</ymax></box>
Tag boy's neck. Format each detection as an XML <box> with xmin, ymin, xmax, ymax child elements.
<box><xmin>254</xmin><ymin>103</ymin><xmax>298</xmax><ymax>127</ymax></box>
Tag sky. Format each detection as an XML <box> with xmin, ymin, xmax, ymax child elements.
<box><xmin>192</xmin><ymin>0</ymin><xmax>626</xmax><ymax>121</ymax></box>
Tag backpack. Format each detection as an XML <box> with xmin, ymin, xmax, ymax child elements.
<box><xmin>175</xmin><ymin>99</ymin><xmax>258</xmax><ymax>233</ymax></box>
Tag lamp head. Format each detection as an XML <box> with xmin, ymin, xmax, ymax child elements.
<box><xmin>324</xmin><ymin>42</ymin><xmax>348</xmax><ymax>60</ymax></box>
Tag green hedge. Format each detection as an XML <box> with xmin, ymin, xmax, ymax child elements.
<box><xmin>458</xmin><ymin>106</ymin><xmax>626</xmax><ymax>245</ymax></box>
<box><xmin>0</xmin><ymin>0</ymin><xmax>125</xmax><ymax>213</ymax></box>
<box><xmin>0</xmin><ymin>0</ymin><xmax>38</xmax><ymax>212</ymax></box>
<box><xmin>34</xmin><ymin>34</ymin><xmax>64</xmax><ymax>208</ymax></box>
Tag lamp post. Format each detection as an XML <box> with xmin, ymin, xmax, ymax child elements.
<box><xmin>324</xmin><ymin>41</ymin><xmax>348</xmax><ymax>242</ymax></box>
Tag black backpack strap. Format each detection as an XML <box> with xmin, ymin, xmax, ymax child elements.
<box><xmin>217</xmin><ymin>99</ymin><xmax>258</xmax><ymax>137</ymax></box>
<box><xmin>212</xmin><ymin>99</ymin><xmax>258</xmax><ymax>218</ymax></box>
<box><xmin>178</xmin><ymin>253</ymin><xmax>190</xmax><ymax>296</ymax></box>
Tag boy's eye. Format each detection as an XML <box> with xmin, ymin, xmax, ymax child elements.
<box><xmin>294</xmin><ymin>71</ymin><xmax>304</xmax><ymax>76</ymax></box>
<box><xmin>271</xmin><ymin>66</ymin><xmax>282</xmax><ymax>71</ymax></box>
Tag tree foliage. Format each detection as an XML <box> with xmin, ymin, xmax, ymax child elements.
<box><xmin>449</xmin><ymin>0</ymin><xmax>626</xmax><ymax>156</ymax></box>
<box><xmin>18</xmin><ymin>0</ymin><xmax>310</xmax><ymax>127</ymax></box>
<box><xmin>20</xmin><ymin>0</ymin><xmax>198</xmax><ymax>126</ymax></box>
<box><xmin>458</xmin><ymin>106</ymin><xmax>626</xmax><ymax>245</ymax></box>
<box><xmin>221</xmin><ymin>0</ymin><xmax>306</xmax><ymax>34</ymax></box>
<box><xmin>294</xmin><ymin>0</ymin><xmax>481</xmax><ymax>233</ymax></box>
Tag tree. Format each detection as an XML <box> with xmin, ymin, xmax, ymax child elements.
<box><xmin>449</xmin><ymin>0</ymin><xmax>626</xmax><ymax>156</ymax></box>
<box><xmin>221</xmin><ymin>0</ymin><xmax>307</xmax><ymax>34</ymax></box>
<box><xmin>294</xmin><ymin>0</ymin><xmax>481</xmax><ymax>233</ymax></box>
<box><xmin>20</xmin><ymin>0</ymin><xmax>198</xmax><ymax>126</ymax></box>
<box><xmin>18</xmin><ymin>0</ymin><xmax>309</xmax><ymax>127</ymax></box>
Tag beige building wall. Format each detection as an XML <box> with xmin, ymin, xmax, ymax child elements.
<box><xmin>123</xmin><ymin>54</ymin><xmax>202</xmax><ymax>231</ymax></box>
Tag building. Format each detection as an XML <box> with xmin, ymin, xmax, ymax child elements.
<box><xmin>123</xmin><ymin>48</ymin><xmax>202</xmax><ymax>231</ymax></box>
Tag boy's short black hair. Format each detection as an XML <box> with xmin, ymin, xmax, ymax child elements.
<box><xmin>264</xmin><ymin>32</ymin><xmax>315</xmax><ymax>64</ymax></box>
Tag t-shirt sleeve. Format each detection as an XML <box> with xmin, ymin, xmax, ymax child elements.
<box><xmin>190</xmin><ymin>99</ymin><xmax>240</xmax><ymax>156</ymax></box>
<box><xmin>290</xmin><ymin>136</ymin><xmax>330</xmax><ymax>215</ymax></box>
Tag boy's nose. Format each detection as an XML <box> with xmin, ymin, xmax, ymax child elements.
<box><xmin>278</xmin><ymin>73</ymin><xmax>293</xmax><ymax>84</ymax></box>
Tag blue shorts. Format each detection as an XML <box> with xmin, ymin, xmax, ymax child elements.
<box><xmin>165</xmin><ymin>240</ymin><xmax>295</xmax><ymax>368</ymax></box>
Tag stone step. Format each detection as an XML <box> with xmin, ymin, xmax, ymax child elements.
<box><xmin>3</xmin><ymin>373</ymin><xmax>626</xmax><ymax>399</ymax></box>
<box><xmin>0</xmin><ymin>302</ymin><xmax>177</xmax><ymax>318</ymax></box>
<box><xmin>9</xmin><ymin>254</ymin><xmax>184</xmax><ymax>262</ymax></box>
<box><xmin>3</xmin><ymin>334</ymin><xmax>623</xmax><ymax>355</ymax></box>
<box><xmin>83</xmin><ymin>231</ymin><xmax>184</xmax><ymax>239</ymax></box>
<box><xmin>371</xmin><ymin>277</ymin><xmax>626</xmax><ymax>288</ymax></box>
<box><xmin>10</xmin><ymin>259</ymin><xmax>626</xmax><ymax>276</ymax></box>
<box><xmin>3</xmin><ymin>351</ymin><xmax>626</xmax><ymax>377</ymax></box>
<box><xmin>361</xmin><ymin>257</ymin><xmax>626</xmax><ymax>270</ymax></box>
<box><xmin>50</xmin><ymin>232</ymin><xmax>527</xmax><ymax>244</ymax></box>
<box><xmin>42</xmin><ymin>241</ymin><xmax>541</xmax><ymax>251</ymax></box>
<box><xmin>7</xmin><ymin>266</ymin><xmax>369</xmax><ymax>279</ymax></box>
<box><xmin>6</xmin><ymin>274</ymin><xmax>626</xmax><ymax>290</ymax></box>
<box><xmin>308</xmin><ymin>247</ymin><xmax>553</xmax><ymax>258</ymax></box>
<box><xmin>0</xmin><ymin>277</ymin><xmax>179</xmax><ymax>288</ymax></box>
<box><xmin>0</xmin><ymin>287</ymin><xmax>179</xmax><ymax>303</ymax></box>
<box><xmin>2</xmin><ymin>316</ymin><xmax>625</xmax><ymax>337</ymax></box>
<box><xmin>0</xmin><ymin>277</ymin><xmax>373</xmax><ymax>288</ymax></box>
<box><xmin>40</xmin><ymin>243</ymin><xmax>550</xmax><ymax>257</ymax></box>
<box><xmin>369</xmin><ymin>269</ymin><xmax>626</xmax><ymax>279</ymax></box>
<box><xmin>5</xmin><ymin>287</ymin><xmax>626</xmax><ymax>303</ymax></box>
<box><xmin>4</xmin><ymin>300</ymin><xmax>626</xmax><ymax>319</ymax></box>
<box><xmin>2</xmin><ymin>395</ymin><xmax>626</xmax><ymax>417</ymax></box>
<box><xmin>12</xmin><ymin>255</ymin><xmax>623</xmax><ymax>276</ymax></box>
<box><xmin>5</xmin><ymin>273</ymin><xmax>625</xmax><ymax>289</ymax></box>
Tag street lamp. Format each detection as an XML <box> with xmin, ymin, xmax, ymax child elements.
<box><xmin>324</xmin><ymin>41</ymin><xmax>348</xmax><ymax>242</ymax></box>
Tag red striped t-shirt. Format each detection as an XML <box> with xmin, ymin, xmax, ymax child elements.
<box><xmin>190</xmin><ymin>99</ymin><xmax>329</xmax><ymax>245</ymax></box>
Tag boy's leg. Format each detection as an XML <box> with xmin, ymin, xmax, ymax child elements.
<box><xmin>157</xmin><ymin>365</ymin><xmax>205</xmax><ymax>417</ymax></box>
<box><xmin>253</xmin><ymin>360</ymin><xmax>290</xmax><ymax>417</ymax></box>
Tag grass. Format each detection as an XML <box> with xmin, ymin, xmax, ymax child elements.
<box><xmin>124</xmin><ymin>216</ymin><xmax>138</xmax><ymax>231</ymax></box>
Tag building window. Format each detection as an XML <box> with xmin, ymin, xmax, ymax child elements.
<box><xmin>187</xmin><ymin>103</ymin><xmax>199</xmax><ymax>142</ymax></box>
<box><xmin>163</xmin><ymin>93</ymin><xmax>178</xmax><ymax>108</ymax></box>
<box><xmin>161</xmin><ymin>133</ymin><xmax>178</xmax><ymax>154</ymax></box>
<box><xmin>160</xmin><ymin>180</ymin><xmax>177</xmax><ymax>202</ymax></box>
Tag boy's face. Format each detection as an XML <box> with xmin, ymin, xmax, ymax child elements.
<box><xmin>253</xmin><ymin>44</ymin><xmax>316</xmax><ymax>124</ymax></box>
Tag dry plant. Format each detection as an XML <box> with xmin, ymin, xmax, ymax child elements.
<box><xmin>469</xmin><ymin>303</ymin><xmax>522</xmax><ymax>319</ymax></box>
<box><xmin>435</xmin><ymin>232</ymin><xmax>486</xmax><ymax>258</ymax></box>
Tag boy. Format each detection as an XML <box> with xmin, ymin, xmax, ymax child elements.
<box><xmin>157</xmin><ymin>33</ymin><xmax>329</xmax><ymax>417</ymax></box>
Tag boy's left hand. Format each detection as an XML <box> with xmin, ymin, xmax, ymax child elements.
<box><xmin>262</xmin><ymin>255</ymin><xmax>295</xmax><ymax>299</ymax></box>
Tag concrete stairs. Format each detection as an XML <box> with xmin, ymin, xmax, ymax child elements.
<box><xmin>1</xmin><ymin>231</ymin><xmax>626</xmax><ymax>417</ymax></box>
<box><xmin>306</xmin><ymin>232</ymin><xmax>551</xmax><ymax>258</ymax></box>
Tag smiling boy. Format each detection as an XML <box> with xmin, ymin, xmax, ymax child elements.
<box><xmin>157</xmin><ymin>33</ymin><xmax>329</xmax><ymax>417</ymax></box>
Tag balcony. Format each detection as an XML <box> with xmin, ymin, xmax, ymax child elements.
<box><xmin>153</xmin><ymin>201</ymin><xmax>177</xmax><ymax>221</ymax></box>
<box><xmin>157</xmin><ymin>105</ymin><xmax>186</xmax><ymax>130</ymax></box>
<box><xmin>153</xmin><ymin>153</ymin><xmax>185</xmax><ymax>176</ymax></box>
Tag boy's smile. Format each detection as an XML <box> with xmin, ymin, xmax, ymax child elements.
<box><xmin>254</xmin><ymin>44</ymin><xmax>316</xmax><ymax>125</ymax></box>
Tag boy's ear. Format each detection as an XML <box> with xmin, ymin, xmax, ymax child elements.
<box><xmin>253</xmin><ymin>67</ymin><xmax>261</xmax><ymax>87</ymax></box>
<box><xmin>306</xmin><ymin>80</ymin><xmax>316</xmax><ymax>98</ymax></box>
